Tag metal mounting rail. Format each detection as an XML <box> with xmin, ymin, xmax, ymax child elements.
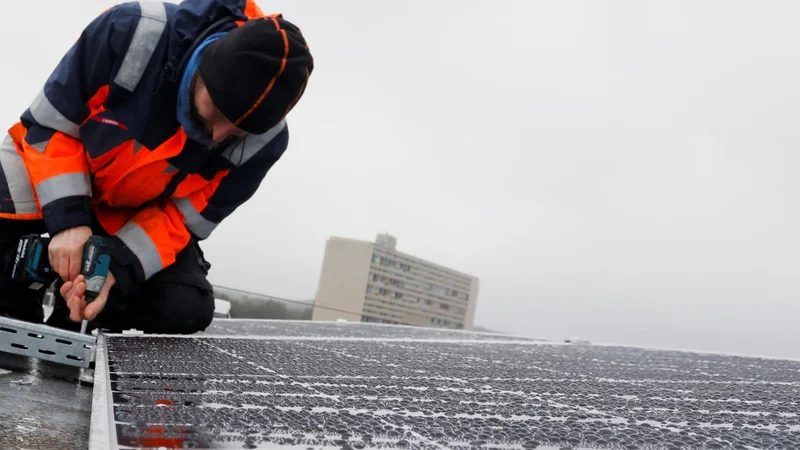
<box><xmin>0</xmin><ymin>315</ymin><xmax>96</xmax><ymax>368</ymax></box>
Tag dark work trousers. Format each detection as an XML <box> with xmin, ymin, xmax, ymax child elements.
<box><xmin>0</xmin><ymin>218</ymin><xmax>215</xmax><ymax>334</ymax></box>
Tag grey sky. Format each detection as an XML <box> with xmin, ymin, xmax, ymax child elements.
<box><xmin>2</xmin><ymin>1</ymin><xmax>800</xmax><ymax>359</ymax></box>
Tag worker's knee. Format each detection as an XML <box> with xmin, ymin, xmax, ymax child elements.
<box><xmin>91</xmin><ymin>238</ymin><xmax>215</xmax><ymax>334</ymax></box>
<box><xmin>88</xmin><ymin>282</ymin><xmax>215</xmax><ymax>334</ymax></box>
<box><xmin>153</xmin><ymin>283</ymin><xmax>215</xmax><ymax>334</ymax></box>
<box><xmin>143</xmin><ymin>238</ymin><xmax>214</xmax><ymax>334</ymax></box>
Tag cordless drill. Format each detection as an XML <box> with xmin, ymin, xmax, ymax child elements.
<box><xmin>11</xmin><ymin>235</ymin><xmax>111</xmax><ymax>299</ymax></box>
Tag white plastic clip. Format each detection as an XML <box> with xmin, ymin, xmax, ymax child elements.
<box><xmin>122</xmin><ymin>329</ymin><xmax>144</xmax><ymax>335</ymax></box>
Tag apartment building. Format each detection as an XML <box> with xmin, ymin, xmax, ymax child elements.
<box><xmin>311</xmin><ymin>234</ymin><xmax>479</xmax><ymax>330</ymax></box>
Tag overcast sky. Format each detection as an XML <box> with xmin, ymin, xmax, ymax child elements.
<box><xmin>3</xmin><ymin>1</ymin><xmax>800</xmax><ymax>359</ymax></box>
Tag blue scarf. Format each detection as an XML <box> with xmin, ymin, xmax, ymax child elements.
<box><xmin>177</xmin><ymin>32</ymin><xmax>228</xmax><ymax>146</ymax></box>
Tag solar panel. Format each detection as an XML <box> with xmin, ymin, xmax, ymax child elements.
<box><xmin>90</xmin><ymin>320</ymin><xmax>800</xmax><ymax>449</ymax></box>
<box><xmin>202</xmin><ymin>320</ymin><xmax>545</xmax><ymax>341</ymax></box>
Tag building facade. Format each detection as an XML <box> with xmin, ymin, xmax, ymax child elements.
<box><xmin>312</xmin><ymin>234</ymin><xmax>479</xmax><ymax>330</ymax></box>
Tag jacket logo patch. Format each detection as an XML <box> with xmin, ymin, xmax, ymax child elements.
<box><xmin>91</xmin><ymin>116</ymin><xmax>129</xmax><ymax>131</ymax></box>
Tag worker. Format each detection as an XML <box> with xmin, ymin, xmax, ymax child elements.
<box><xmin>0</xmin><ymin>0</ymin><xmax>314</xmax><ymax>333</ymax></box>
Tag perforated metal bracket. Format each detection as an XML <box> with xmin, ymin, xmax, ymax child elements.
<box><xmin>0</xmin><ymin>315</ymin><xmax>96</xmax><ymax>368</ymax></box>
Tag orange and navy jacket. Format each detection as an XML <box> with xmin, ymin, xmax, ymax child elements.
<box><xmin>0</xmin><ymin>0</ymin><xmax>290</xmax><ymax>295</ymax></box>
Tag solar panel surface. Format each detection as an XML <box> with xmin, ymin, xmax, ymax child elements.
<box><xmin>93</xmin><ymin>320</ymin><xmax>800</xmax><ymax>449</ymax></box>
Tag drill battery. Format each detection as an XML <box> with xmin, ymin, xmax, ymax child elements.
<box><xmin>11</xmin><ymin>235</ymin><xmax>57</xmax><ymax>286</ymax></box>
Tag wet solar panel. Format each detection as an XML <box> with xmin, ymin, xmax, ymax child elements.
<box><xmin>92</xmin><ymin>320</ymin><xmax>800</xmax><ymax>449</ymax></box>
<box><xmin>202</xmin><ymin>320</ymin><xmax>544</xmax><ymax>341</ymax></box>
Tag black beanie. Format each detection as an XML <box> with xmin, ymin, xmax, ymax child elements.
<box><xmin>198</xmin><ymin>15</ymin><xmax>314</xmax><ymax>134</ymax></box>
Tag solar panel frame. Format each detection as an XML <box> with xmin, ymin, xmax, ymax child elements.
<box><xmin>89</xmin><ymin>334</ymin><xmax>118</xmax><ymax>450</ymax></box>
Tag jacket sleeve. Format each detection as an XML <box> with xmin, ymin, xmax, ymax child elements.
<box><xmin>107</xmin><ymin>122</ymin><xmax>289</xmax><ymax>296</ymax></box>
<box><xmin>17</xmin><ymin>4</ymin><xmax>165</xmax><ymax>236</ymax></box>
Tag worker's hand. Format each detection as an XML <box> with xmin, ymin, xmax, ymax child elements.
<box><xmin>61</xmin><ymin>271</ymin><xmax>116</xmax><ymax>322</ymax></box>
<box><xmin>49</xmin><ymin>226</ymin><xmax>92</xmax><ymax>283</ymax></box>
<box><xmin>60</xmin><ymin>275</ymin><xmax>86</xmax><ymax>322</ymax></box>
